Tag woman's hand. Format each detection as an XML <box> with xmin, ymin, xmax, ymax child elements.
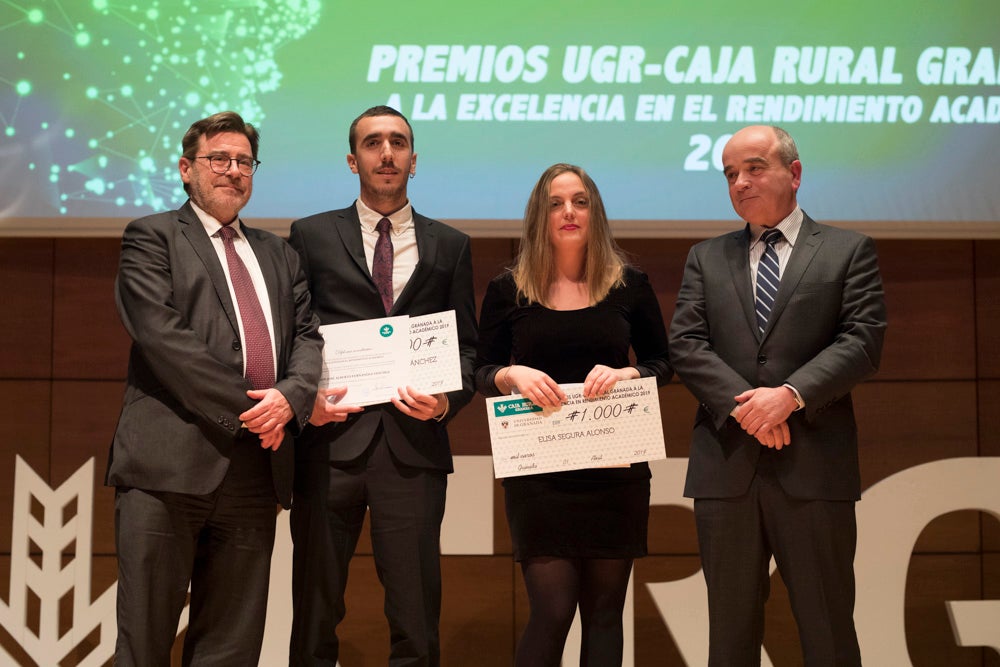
<box><xmin>583</xmin><ymin>365</ymin><xmax>640</xmax><ymax>398</ymax></box>
<box><xmin>504</xmin><ymin>365</ymin><xmax>567</xmax><ymax>408</ymax></box>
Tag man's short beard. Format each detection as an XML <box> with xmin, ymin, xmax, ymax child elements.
<box><xmin>372</xmin><ymin>183</ymin><xmax>406</xmax><ymax>199</ymax></box>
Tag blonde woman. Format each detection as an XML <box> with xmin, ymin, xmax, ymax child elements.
<box><xmin>474</xmin><ymin>163</ymin><xmax>672</xmax><ymax>666</ymax></box>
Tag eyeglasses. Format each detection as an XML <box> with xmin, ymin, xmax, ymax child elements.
<box><xmin>194</xmin><ymin>155</ymin><xmax>260</xmax><ymax>176</ymax></box>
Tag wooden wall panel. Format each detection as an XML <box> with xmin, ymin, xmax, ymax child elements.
<box><xmin>855</xmin><ymin>381</ymin><xmax>977</xmax><ymax>488</ymax></box>
<box><xmin>905</xmin><ymin>554</ymin><xmax>986</xmax><ymax>667</ymax></box>
<box><xmin>49</xmin><ymin>380</ymin><xmax>124</xmax><ymax>555</ymax></box>
<box><xmin>854</xmin><ymin>381</ymin><xmax>979</xmax><ymax>552</ymax></box>
<box><xmin>649</xmin><ymin>387</ymin><xmax>701</xmax><ymax>557</ymax></box>
<box><xmin>0</xmin><ymin>380</ymin><xmax>51</xmax><ymax>553</ymax></box>
<box><xmin>661</xmin><ymin>384</ymin><xmax>701</xmax><ymax>460</ymax></box>
<box><xmin>875</xmin><ymin>240</ymin><xmax>976</xmax><ymax>381</ymax></box>
<box><xmin>447</xmin><ymin>394</ymin><xmax>490</xmax><ymax>457</ymax></box>
<box><xmin>332</xmin><ymin>556</ymin><xmax>394</xmax><ymax>663</ymax></box>
<box><xmin>468</xmin><ymin>238</ymin><xmax>517</xmax><ymax>303</ymax></box>
<box><xmin>440</xmin><ymin>556</ymin><xmax>515</xmax><ymax>666</ymax></box>
<box><xmin>982</xmin><ymin>381</ymin><xmax>1000</xmax><ymax>457</ymax></box>
<box><xmin>492</xmin><ymin>476</ymin><xmax>513</xmax><ymax>556</ymax></box>
<box><xmin>647</xmin><ymin>504</ymin><xmax>699</xmax><ymax>557</ymax></box>
<box><xmin>982</xmin><ymin>380</ymin><xmax>1000</xmax><ymax>552</ymax></box>
<box><xmin>52</xmin><ymin>239</ymin><xmax>129</xmax><ymax>380</ymax></box>
<box><xmin>976</xmin><ymin>241</ymin><xmax>1000</xmax><ymax>378</ymax></box>
<box><xmin>617</xmin><ymin>238</ymin><xmax>691</xmax><ymax>323</ymax></box>
<box><xmin>0</xmin><ymin>239</ymin><xmax>53</xmax><ymax>379</ymax></box>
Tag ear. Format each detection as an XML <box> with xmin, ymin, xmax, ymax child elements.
<box><xmin>789</xmin><ymin>159</ymin><xmax>802</xmax><ymax>192</ymax></box>
<box><xmin>179</xmin><ymin>157</ymin><xmax>192</xmax><ymax>185</ymax></box>
<box><xmin>347</xmin><ymin>153</ymin><xmax>359</xmax><ymax>174</ymax></box>
<box><xmin>409</xmin><ymin>152</ymin><xmax>417</xmax><ymax>176</ymax></box>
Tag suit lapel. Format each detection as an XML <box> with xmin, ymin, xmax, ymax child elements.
<box><xmin>765</xmin><ymin>214</ymin><xmax>822</xmax><ymax>339</ymax></box>
<box><xmin>328</xmin><ymin>204</ymin><xmax>436</xmax><ymax>316</ymax></box>
<box><xmin>332</xmin><ymin>206</ymin><xmax>373</xmax><ymax>280</ymax></box>
<box><xmin>178</xmin><ymin>202</ymin><xmax>240</xmax><ymax>337</ymax></box>
<box><xmin>725</xmin><ymin>226</ymin><xmax>759</xmax><ymax>338</ymax></box>
<box><xmin>393</xmin><ymin>211</ymin><xmax>437</xmax><ymax>315</ymax></box>
<box><xmin>332</xmin><ymin>205</ymin><xmax>394</xmax><ymax>316</ymax></box>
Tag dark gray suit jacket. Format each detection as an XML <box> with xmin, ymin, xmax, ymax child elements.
<box><xmin>288</xmin><ymin>204</ymin><xmax>477</xmax><ymax>471</ymax></box>
<box><xmin>669</xmin><ymin>213</ymin><xmax>887</xmax><ymax>501</ymax></box>
<box><xmin>107</xmin><ymin>201</ymin><xmax>323</xmax><ymax>508</ymax></box>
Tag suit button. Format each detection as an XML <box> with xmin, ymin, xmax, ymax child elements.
<box><xmin>757</xmin><ymin>355</ymin><xmax>767</xmax><ymax>365</ymax></box>
<box><xmin>232</xmin><ymin>340</ymin><xmax>242</xmax><ymax>351</ymax></box>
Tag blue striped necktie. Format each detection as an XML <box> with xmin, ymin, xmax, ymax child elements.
<box><xmin>755</xmin><ymin>228</ymin><xmax>783</xmax><ymax>335</ymax></box>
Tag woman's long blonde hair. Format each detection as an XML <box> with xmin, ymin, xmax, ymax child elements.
<box><xmin>511</xmin><ymin>163</ymin><xmax>627</xmax><ymax>307</ymax></box>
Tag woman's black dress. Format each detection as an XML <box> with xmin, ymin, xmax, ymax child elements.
<box><xmin>474</xmin><ymin>267</ymin><xmax>672</xmax><ymax>560</ymax></box>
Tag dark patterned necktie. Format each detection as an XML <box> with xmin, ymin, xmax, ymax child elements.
<box><xmin>754</xmin><ymin>228</ymin><xmax>783</xmax><ymax>336</ymax></box>
<box><xmin>219</xmin><ymin>224</ymin><xmax>274</xmax><ymax>389</ymax></box>
<box><xmin>373</xmin><ymin>217</ymin><xmax>394</xmax><ymax>314</ymax></box>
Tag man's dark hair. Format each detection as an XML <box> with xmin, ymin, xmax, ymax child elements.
<box><xmin>181</xmin><ymin>111</ymin><xmax>259</xmax><ymax>161</ymax></box>
<box><xmin>348</xmin><ymin>105</ymin><xmax>413</xmax><ymax>153</ymax></box>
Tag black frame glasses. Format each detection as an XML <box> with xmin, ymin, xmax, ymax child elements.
<box><xmin>195</xmin><ymin>155</ymin><xmax>261</xmax><ymax>176</ymax></box>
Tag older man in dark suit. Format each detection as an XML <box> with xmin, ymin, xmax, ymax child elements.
<box><xmin>287</xmin><ymin>106</ymin><xmax>477</xmax><ymax>666</ymax></box>
<box><xmin>107</xmin><ymin>111</ymin><xmax>322</xmax><ymax>666</ymax></box>
<box><xmin>669</xmin><ymin>125</ymin><xmax>887</xmax><ymax>666</ymax></box>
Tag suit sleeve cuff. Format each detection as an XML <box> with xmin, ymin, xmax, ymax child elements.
<box><xmin>434</xmin><ymin>394</ymin><xmax>450</xmax><ymax>422</ymax></box>
<box><xmin>783</xmin><ymin>383</ymin><xmax>806</xmax><ymax>411</ymax></box>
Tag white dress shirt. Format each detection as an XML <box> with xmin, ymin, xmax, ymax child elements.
<box><xmin>749</xmin><ymin>206</ymin><xmax>803</xmax><ymax>286</ymax></box>
<box><xmin>356</xmin><ymin>198</ymin><xmax>419</xmax><ymax>303</ymax></box>
<box><xmin>191</xmin><ymin>201</ymin><xmax>277</xmax><ymax>380</ymax></box>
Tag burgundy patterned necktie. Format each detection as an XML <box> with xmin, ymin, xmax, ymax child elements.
<box><xmin>373</xmin><ymin>217</ymin><xmax>394</xmax><ymax>314</ymax></box>
<box><xmin>219</xmin><ymin>224</ymin><xmax>274</xmax><ymax>390</ymax></box>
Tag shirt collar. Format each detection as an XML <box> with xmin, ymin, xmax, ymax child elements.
<box><xmin>355</xmin><ymin>198</ymin><xmax>413</xmax><ymax>235</ymax></box>
<box><xmin>750</xmin><ymin>206</ymin><xmax>802</xmax><ymax>248</ymax></box>
<box><xmin>191</xmin><ymin>200</ymin><xmax>243</xmax><ymax>240</ymax></box>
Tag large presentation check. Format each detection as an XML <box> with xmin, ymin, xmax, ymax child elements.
<box><xmin>486</xmin><ymin>377</ymin><xmax>665</xmax><ymax>478</ymax></box>
<box><xmin>318</xmin><ymin>310</ymin><xmax>462</xmax><ymax>406</ymax></box>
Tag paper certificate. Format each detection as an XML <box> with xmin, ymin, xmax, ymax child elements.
<box><xmin>407</xmin><ymin>311</ymin><xmax>463</xmax><ymax>395</ymax></box>
<box><xmin>319</xmin><ymin>316</ymin><xmax>409</xmax><ymax>406</ymax></box>
<box><xmin>319</xmin><ymin>310</ymin><xmax>462</xmax><ymax>406</ymax></box>
<box><xmin>486</xmin><ymin>376</ymin><xmax>666</xmax><ymax>478</ymax></box>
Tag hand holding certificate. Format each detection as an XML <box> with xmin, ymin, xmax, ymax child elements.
<box><xmin>319</xmin><ymin>310</ymin><xmax>462</xmax><ymax>407</ymax></box>
<box><xmin>486</xmin><ymin>376</ymin><xmax>666</xmax><ymax>478</ymax></box>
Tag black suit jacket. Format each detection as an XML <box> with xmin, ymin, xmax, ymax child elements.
<box><xmin>288</xmin><ymin>204</ymin><xmax>477</xmax><ymax>471</ymax></box>
<box><xmin>669</xmin><ymin>213</ymin><xmax>887</xmax><ymax>501</ymax></box>
<box><xmin>107</xmin><ymin>201</ymin><xmax>323</xmax><ymax>508</ymax></box>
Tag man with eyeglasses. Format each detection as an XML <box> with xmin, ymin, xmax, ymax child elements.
<box><xmin>286</xmin><ymin>105</ymin><xmax>477</xmax><ymax>666</ymax></box>
<box><xmin>108</xmin><ymin>111</ymin><xmax>323</xmax><ymax>665</ymax></box>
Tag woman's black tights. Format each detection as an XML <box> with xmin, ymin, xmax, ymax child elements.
<box><xmin>515</xmin><ymin>556</ymin><xmax>634</xmax><ymax>667</ymax></box>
